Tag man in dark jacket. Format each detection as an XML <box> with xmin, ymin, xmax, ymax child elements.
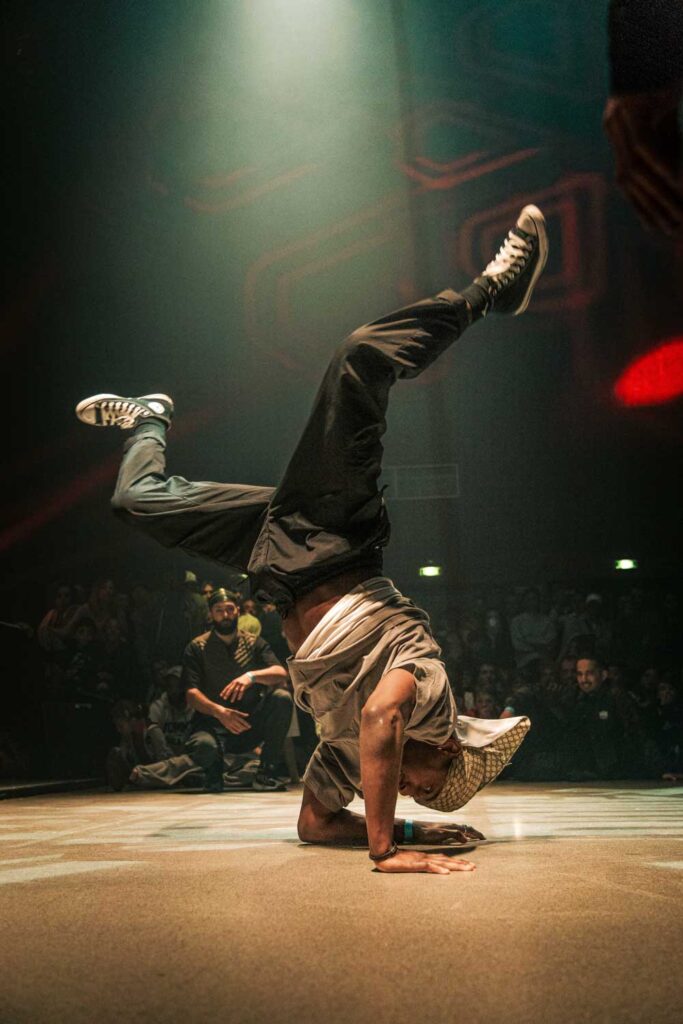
<box><xmin>568</xmin><ymin>657</ymin><xmax>628</xmax><ymax>779</ymax></box>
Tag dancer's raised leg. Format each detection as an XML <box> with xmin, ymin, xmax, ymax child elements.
<box><xmin>247</xmin><ymin>204</ymin><xmax>548</xmax><ymax>609</ymax></box>
<box><xmin>75</xmin><ymin>393</ymin><xmax>275</xmax><ymax>570</ymax></box>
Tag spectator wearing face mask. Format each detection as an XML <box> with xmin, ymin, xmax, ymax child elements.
<box><xmin>238</xmin><ymin>598</ymin><xmax>262</xmax><ymax>638</ymax></box>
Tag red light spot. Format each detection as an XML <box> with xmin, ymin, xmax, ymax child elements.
<box><xmin>614</xmin><ymin>338</ymin><xmax>683</xmax><ymax>407</ymax></box>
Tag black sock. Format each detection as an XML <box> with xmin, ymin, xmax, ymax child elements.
<box><xmin>461</xmin><ymin>278</ymin><xmax>490</xmax><ymax>322</ymax></box>
<box><xmin>132</xmin><ymin>417</ymin><xmax>167</xmax><ymax>440</ymax></box>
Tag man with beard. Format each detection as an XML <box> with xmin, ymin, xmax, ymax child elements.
<box><xmin>130</xmin><ymin>589</ymin><xmax>292</xmax><ymax>792</ymax></box>
<box><xmin>76</xmin><ymin>204</ymin><xmax>546</xmax><ymax>872</ymax></box>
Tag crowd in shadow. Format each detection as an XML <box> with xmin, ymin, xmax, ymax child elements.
<box><xmin>2</xmin><ymin>572</ymin><xmax>681</xmax><ymax>788</ymax></box>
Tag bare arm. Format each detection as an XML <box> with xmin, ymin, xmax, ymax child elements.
<box><xmin>186</xmin><ymin>687</ymin><xmax>251</xmax><ymax>734</ymax></box>
<box><xmin>297</xmin><ymin>784</ymin><xmax>402</xmax><ymax>845</ymax></box>
<box><xmin>220</xmin><ymin>665</ymin><xmax>288</xmax><ymax>701</ymax></box>
<box><xmin>359</xmin><ymin>667</ymin><xmax>416</xmax><ymax>857</ymax></box>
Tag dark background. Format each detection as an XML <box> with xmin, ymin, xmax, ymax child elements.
<box><xmin>3</xmin><ymin>0</ymin><xmax>682</xmax><ymax>622</ymax></box>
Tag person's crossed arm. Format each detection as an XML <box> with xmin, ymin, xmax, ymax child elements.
<box><xmin>182</xmin><ymin>645</ymin><xmax>251</xmax><ymax>735</ymax></box>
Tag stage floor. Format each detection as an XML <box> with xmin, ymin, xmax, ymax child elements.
<box><xmin>1</xmin><ymin>782</ymin><xmax>682</xmax><ymax>1024</ymax></box>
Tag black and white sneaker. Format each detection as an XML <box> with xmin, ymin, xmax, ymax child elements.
<box><xmin>477</xmin><ymin>204</ymin><xmax>548</xmax><ymax>316</ymax></box>
<box><xmin>75</xmin><ymin>393</ymin><xmax>174</xmax><ymax>429</ymax></box>
<box><xmin>252</xmin><ymin>773</ymin><xmax>287</xmax><ymax>792</ymax></box>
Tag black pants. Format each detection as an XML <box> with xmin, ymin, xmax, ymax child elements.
<box><xmin>132</xmin><ymin>687</ymin><xmax>293</xmax><ymax>789</ymax></box>
<box><xmin>191</xmin><ymin>687</ymin><xmax>293</xmax><ymax>781</ymax></box>
<box><xmin>112</xmin><ymin>290</ymin><xmax>472</xmax><ymax>612</ymax></box>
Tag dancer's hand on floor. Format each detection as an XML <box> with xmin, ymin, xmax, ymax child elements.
<box><xmin>375</xmin><ymin>850</ymin><xmax>476</xmax><ymax>875</ymax></box>
<box><xmin>214</xmin><ymin>707</ymin><xmax>252</xmax><ymax>735</ymax></box>
<box><xmin>413</xmin><ymin>821</ymin><xmax>485</xmax><ymax>845</ymax></box>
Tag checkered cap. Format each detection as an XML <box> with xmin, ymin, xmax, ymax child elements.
<box><xmin>417</xmin><ymin>717</ymin><xmax>530</xmax><ymax>812</ymax></box>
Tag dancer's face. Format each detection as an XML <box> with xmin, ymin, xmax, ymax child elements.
<box><xmin>399</xmin><ymin>736</ymin><xmax>461</xmax><ymax>803</ymax></box>
<box><xmin>211</xmin><ymin>600</ymin><xmax>239</xmax><ymax>636</ymax></box>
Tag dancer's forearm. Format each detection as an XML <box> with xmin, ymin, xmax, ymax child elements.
<box><xmin>359</xmin><ymin>705</ymin><xmax>405</xmax><ymax>857</ymax></box>
<box><xmin>298</xmin><ymin>805</ymin><xmax>406</xmax><ymax>845</ymax></box>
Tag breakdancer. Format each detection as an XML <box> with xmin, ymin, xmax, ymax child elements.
<box><xmin>77</xmin><ymin>204</ymin><xmax>547</xmax><ymax>874</ymax></box>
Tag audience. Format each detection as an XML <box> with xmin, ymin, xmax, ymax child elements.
<box><xmin>510</xmin><ymin>588</ymin><xmax>557</xmax><ymax>670</ymax></box>
<box><xmin>145</xmin><ymin>666</ymin><xmax>194</xmax><ymax>761</ymax></box>
<box><xmin>3</xmin><ymin>568</ymin><xmax>680</xmax><ymax>788</ymax></box>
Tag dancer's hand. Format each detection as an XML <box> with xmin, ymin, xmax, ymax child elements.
<box><xmin>221</xmin><ymin>673</ymin><xmax>255</xmax><ymax>703</ymax></box>
<box><xmin>375</xmin><ymin>850</ymin><xmax>476</xmax><ymax>875</ymax></box>
<box><xmin>603</xmin><ymin>85</ymin><xmax>683</xmax><ymax>236</ymax></box>
<box><xmin>413</xmin><ymin>821</ymin><xmax>485</xmax><ymax>845</ymax></box>
<box><xmin>214</xmin><ymin>706</ymin><xmax>251</xmax><ymax>734</ymax></box>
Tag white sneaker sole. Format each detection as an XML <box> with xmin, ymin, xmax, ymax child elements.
<box><xmin>75</xmin><ymin>393</ymin><xmax>172</xmax><ymax>426</ymax></box>
<box><xmin>512</xmin><ymin>204</ymin><xmax>548</xmax><ymax>316</ymax></box>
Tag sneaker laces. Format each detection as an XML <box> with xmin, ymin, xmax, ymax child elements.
<box><xmin>104</xmin><ymin>399</ymin><xmax>148</xmax><ymax>429</ymax></box>
<box><xmin>484</xmin><ymin>231</ymin><xmax>533</xmax><ymax>292</ymax></box>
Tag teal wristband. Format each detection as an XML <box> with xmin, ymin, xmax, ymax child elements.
<box><xmin>403</xmin><ymin>819</ymin><xmax>414</xmax><ymax>843</ymax></box>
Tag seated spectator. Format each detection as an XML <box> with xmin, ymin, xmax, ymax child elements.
<box><xmin>129</xmin><ymin>582</ymin><xmax>160</xmax><ymax>695</ymax></box>
<box><xmin>38</xmin><ymin>583</ymin><xmax>78</xmax><ymax>688</ymax></box>
<box><xmin>510</xmin><ymin>588</ymin><xmax>557</xmax><ymax>669</ymax></box>
<box><xmin>500</xmin><ymin>669</ymin><xmax>565</xmax><ymax>779</ymax></box>
<box><xmin>154</xmin><ymin>570</ymin><xmax>209</xmax><ymax>663</ymax></box>
<box><xmin>474</xmin><ymin>609</ymin><xmax>513</xmax><ymax>668</ymax></box>
<box><xmin>655</xmin><ymin>592</ymin><xmax>683</xmax><ymax>667</ymax></box>
<box><xmin>606</xmin><ymin>662</ymin><xmax>641</xmax><ymax>727</ymax></box>
<box><xmin>259</xmin><ymin>599</ymin><xmax>290</xmax><ymax>662</ymax></box>
<box><xmin>566</xmin><ymin>657</ymin><xmax>630</xmax><ymax>779</ymax></box>
<box><xmin>458</xmin><ymin>607</ymin><xmax>486</xmax><ymax>674</ymax></box>
<box><xmin>100</xmin><ymin>616</ymin><xmax>137</xmax><ymax>700</ymax></box>
<box><xmin>472</xmin><ymin>688</ymin><xmax>501</xmax><ymax>719</ymax></box>
<box><xmin>611</xmin><ymin>590</ymin><xmax>656</xmax><ymax>675</ymax></box>
<box><xmin>238</xmin><ymin>598</ymin><xmax>262</xmax><ymax>638</ymax></box>
<box><xmin>532</xmin><ymin>659</ymin><xmax>575</xmax><ymax>739</ymax></box>
<box><xmin>459</xmin><ymin>668</ymin><xmax>476</xmax><ymax>712</ymax></box>
<box><xmin>105</xmin><ymin>700</ymin><xmax>149</xmax><ymax>791</ymax></box>
<box><xmin>475</xmin><ymin>662</ymin><xmax>499</xmax><ymax>693</ymax></box>
<box><xmin>71</xmin><ymin>578</ymin><xmax>123</xmax><ymax>642</ymax></box>
<box><xmin>559</xmin><ymin>654</ymin><xmax>577</xmax><ymax>691</ymax></box>
<box><xmin>560</xmin><ymin>593</ymin><xmax>612</xmax><ymax>662</ymax></box>
<box><xmin>63</xmin><ymin>619</ymin><xmax>112</xmax><ymax>701</ymax></box>
<box><xmin>130</xmin><ymin>589</ymin><xmax>293</xmax><ymax>792</ymax></box>
<box><xmin>145</xmin><ymin>665</ymin><xmax>193</xmax><ymax>760</ymax></box>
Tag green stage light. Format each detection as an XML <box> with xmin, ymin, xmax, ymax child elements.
<box><xmin>419</xmin><ymin>565</ymin><xmax>442</xmax><ymax>577</ymax></box>
<box><xmin>615</xmin><ymin>558</ymin><xmax>638</xmax><ymax>571</ymax></box>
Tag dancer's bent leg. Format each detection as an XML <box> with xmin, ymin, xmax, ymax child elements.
<box><xmin>111</xmin><ymin>418</ymin><xmax>275</xmax><ymax>569</ymax></box>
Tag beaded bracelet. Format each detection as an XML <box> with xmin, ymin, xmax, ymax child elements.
<box><xmin>369</xmin><ymin>842</ymin><xmax>399</xmax><ymax>862</ymax></box>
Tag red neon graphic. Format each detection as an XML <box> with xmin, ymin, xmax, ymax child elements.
<box><xmin>614</xmin><ymin>338</ymin><xmax>683</xmax><ymax>407</ymax></box>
